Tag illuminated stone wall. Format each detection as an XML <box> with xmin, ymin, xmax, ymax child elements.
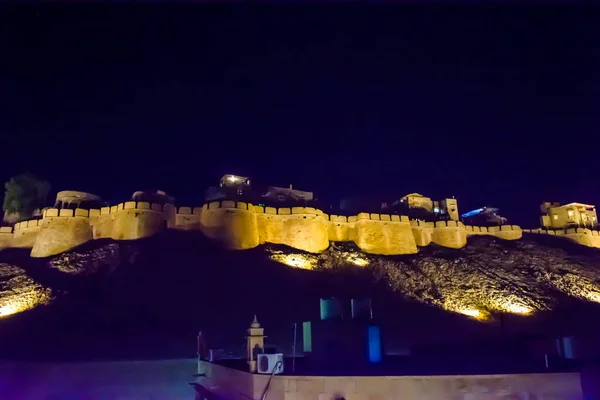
<box><xmin>31</xmin><ymin>209</ymin><xmax>93</xmax><ymax>257</ymax></box>
<box><xmin>349</xmin><ymin>213</ymin><xmax>417</xmax><ymax>255</ymax></box>
<box><xmin>431</xmin><ymin>221</ymin><xmax>467</xmax><ymax>248</ymax></box>
<box><xmin>255</xmin><ymin>206</ymin><xmax>329</xmax><ymax>253</ymax></box>
<box><xmin>110</xmin><ymin>201</ymin><xmax>164</xmax><ymax>240</ymax></box>
<box><xmin>173</xmin><ymin>207</ymin><xmax>201</xmax><ymax>231</ymax></box>
<box><xmin>410</xmin><ymin>220</ymin><xmax>434</xmax><ymax>246</ymax></box>
<box><xmin>524</xmin><ymin>227</ymin><xmax>600</xmax><ymax>248</ymax></box>
<box><xmin>200</xmin><ymin>201</ymin><xmax>260</xmax><ymax>250</ymax></box>
<box><xmin>11</xmin><ymin>219</ymin><xmax>42</xmax><ymax>248</ymax></box>
<box><xmin>465</xmin><ymin>225</ymin><xmax>523</xmax><ymax>241</ymax></box>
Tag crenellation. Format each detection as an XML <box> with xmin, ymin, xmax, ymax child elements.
<box><xmin>74</xmin><ymin>208</ymin><xmax>89</xmax><ymax>217</ymax></box>
<box><xmin>357</xmin><ymin>213</ymin><xmax>369</xmax><ymax>221</ymax></box>
<box><xmin>59</xmin><ymin>209</ymin><xmax>74</xmax><ymax>217</ymax></box>
<box><xmin>4</xmin><ymin>181</ymin><xmax>600</xmax><ymax>258</ymax></box>
<box><xmin>265</xmin><ymin>207</ymin><xmax>277</xmax><ymax>215</ymax></box>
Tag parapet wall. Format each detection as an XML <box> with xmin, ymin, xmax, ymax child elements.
<box><xmin>31</xmin><ymin>209</ymin><xmax>92</xmax><ymax>258</ymax></box>
<box><xmin>0</xmin><ymin>196</ymin><xmax>526</xmax><ymax>257</ymax></box>
<box><xmin>523</xmin><ymin>227</ymin><xmax>600</xmax><ymax>249</ymax></box>
<box><xmin>466</xmin><ymin>224</ymin><xmax>523</xmax><ymax>241</ymax></box>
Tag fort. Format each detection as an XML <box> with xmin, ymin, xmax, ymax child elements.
<box><xmin>1</xmin><ymin>178</ymin><xmax>599</xmax><ymax>259</ymax></box>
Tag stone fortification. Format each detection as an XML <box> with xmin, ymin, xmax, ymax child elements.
<box><xmin>523</xmin><ymin>227</ymin><xmax>600</xmax><ymax>248</ymax></box>
<box><xmin>0</xmin><ymin>199</ymin><xmax>550</xmax><ymax>258</ymax></box>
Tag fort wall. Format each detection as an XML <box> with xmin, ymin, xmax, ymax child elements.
<box><xmin>0</xmin><ymin>195</ymin><xmax>553</xmax><ymax>258</ymax></box>
<box><xmin>410</xmin><ymin>220</ymin><xmax>434</xmax><ymax>247</ymax></box>
<box><xmin>200</xmin><ymin>201</ymin><xmax>260</xmax><ymax>250</ymax></box>
<box><xmin>110</xmin><ymin>201</ymin><xmax>165</xmax><ymax>240</ymax></box>
<box><xmin>327</xmin><ymin>215</ymin><xmax>350</xmax><ymax>242</ymax></box>
<box><xmin>350</xmin><ymin>213</ymin><xmax>417</xmax><ymax>255</ymax></box>
<box><xmin>524</xmin><ymin>227</ymin><xmax>600</xmax><ymax>248</ymax></box>
<box><xmin>31</xmin><ymin>209</ymin><xmax>92</xmax><ymax>258</ymax></box>
<box><xmin>173</xmin><ymin>207</ymin><xmax>202</xmax><ymax>231</ymax></box>
<box><xmin>0</xmin><ymin>226</ymin><xmax>13</xmax><ymax>249</ymax></box>
<box><xmin>431</xmin><ymin>221</ymin><xmax>467</xmax><ymax>249</ymax></box>
<box><xmin>12</xmin><ymin>219</ymin><xmax>42</xmax><ymax>248</ymax></box>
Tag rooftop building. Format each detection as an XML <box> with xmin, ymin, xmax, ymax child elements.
<box><xmin>540</xmin><ymin>202</ymin><xmax>597</xmax><ymax>229</ymax></box>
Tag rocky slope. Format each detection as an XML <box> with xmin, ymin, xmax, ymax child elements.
<box><xmin>1</xmin><ymin>231</ymin><xmax>600</xmax><ymax>360</ymax></box>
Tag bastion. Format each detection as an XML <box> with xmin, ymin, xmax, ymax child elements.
<box><xmin>12</xmin><ymin>193</ymin><xmax>598</xmax><ymax>258</ymax></box>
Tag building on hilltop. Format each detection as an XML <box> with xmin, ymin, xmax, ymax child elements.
<box><xmin>387</xmin><ymin>193</ymin><xmax>459</xmax><ymax>221</ymax></box>
<box><xmin>261</xmin><ymin>185</ymin><xmax>314</xmax><ymax>206</ymax></box>
<box><xmin>205</xmin><ymin>174</ymin><xmax>253</xmax><ymax>203</ymax></box>
<box><xmin>131</xmin><ymin>190</ymin><xmax>175</xmax><ymax>205</ymax></box>
<box><xmin>540</xmin><ymin>202</ymin><xmax>598</xmax><ymax>229</ymax></box>
<box><xmin>54</xmin><ymin>190</ymin><xmax>105</xmax><ymax>210</ymax></box>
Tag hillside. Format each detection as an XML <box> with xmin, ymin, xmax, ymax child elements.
<box><xmin>1</xmin><ymin>231</ymin><xmax>600</xmax><ymax>361</ymax></box>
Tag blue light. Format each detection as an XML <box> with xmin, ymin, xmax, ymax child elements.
<box><xmin>367</xmin><ymin>325</ymin><xmax>382</xmax><ymax>363</ymax></box>
<box><xmin>462</xmin><ymin>208</ymin><xmax>484</xmax><ymax>218</ymax></box>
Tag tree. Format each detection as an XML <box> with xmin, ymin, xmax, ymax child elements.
<box><xmin>3</xmin><ymin>173</ymin><xmax>51</xmax><ymax>221</ymax></box>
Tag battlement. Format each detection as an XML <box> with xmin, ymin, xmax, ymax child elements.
<box><xmin>13</xmin><ymin>219</ymin><xmax>41</xmax><ymax>231</ymax></box>
<box><xmin>0</xmin><ymin>191</ymin><xmax>579</xmax><ymax>259</ymax></box>
<box><xmin>523</xmin><ymin>227</ymin><xmax>600</xmax><ymax>248</ymax></box>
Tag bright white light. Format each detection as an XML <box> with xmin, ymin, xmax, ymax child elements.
<box><xmin>0</xmin><ymin>303</ymin><xmax>19</xmax><ymax>317</ymax></box>
<box><xmin>228</xmin><ymin>176</ymin><xmax>236</xmax><ymax>183</ymax></box>
<box><xmin>457</xmin><ymin>308</ymin><xmax>481</xmax><ymax>318</ymax></box>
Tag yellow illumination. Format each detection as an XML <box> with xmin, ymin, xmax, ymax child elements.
<box><xmin>584</xmin><ymin>291</ymin><xmax>600</xmax><ymax>303</ymax></box>
<box><xmin>0</xmin><ymin>303</ymin><xmax>20</xmax><ymax>317</ymax></box>
<box><xmin>347</xmin><ymin>255</ymin><xmax>369</xmax><ymax>267</ymax></box>
<box><xmin>458</xmin><ymin>308</ymin><xmax>482</xmax><ymax>318</ymax></box>
<box><xmin>497</xmin><ymin>301</ymin><xmax>532</xmax><ymax>315</ymax></box>
<box><xmin>270</xmin><ymin>253</ymin><xmax>316</xmax><ymax>270</ymax></box>
<box><xmin>0</xmin><ymin>289</ymin><xmax>52</xmax><ymax>318</ymax></box>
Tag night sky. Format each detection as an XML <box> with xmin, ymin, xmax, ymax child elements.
<box><xmin>0</xmin><ymin>4</ymin><xmax>598</xmax><ymax>227</ymax></box>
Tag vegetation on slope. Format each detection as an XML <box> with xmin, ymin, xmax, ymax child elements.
<box><xmin>1</xmin><ymin>231</ymin><xmax>600</xmax><ymax>360</ymax></box>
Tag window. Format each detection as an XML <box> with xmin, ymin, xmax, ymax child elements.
<box><xmin>568</xmin><ymin>210</ymin><xmax>574</xmax><ymax>218</ymax></box>
<box><xmin>553</xmin><ymin>215</ymin><xmax>558</xmax><ymax>220</ymax></box>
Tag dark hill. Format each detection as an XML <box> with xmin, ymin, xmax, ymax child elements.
<box><xmin>1</xmin><ymin>231</ymin><xmax>600</xmax><ymax>361</ymax></box>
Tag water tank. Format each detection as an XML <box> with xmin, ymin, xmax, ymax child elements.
<box><xmin>320</xmin><ymin>298</ymin><xmax>344</xmax><ymax>320</ymax></box>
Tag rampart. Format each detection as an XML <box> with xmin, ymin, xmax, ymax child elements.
<box><xmin>0</xmin><ymin>199</ymin><xmax>526</xmax><ymax>257</ymax></box>
<box><xmin>31</xmin><ymin>209</ymin><xmax>92</xmax><ymax>257</ymax></box>
<box><xmin>523</xmin><ymin>227</ymin><xmax>600</xmax><ymax>249</ymax></box>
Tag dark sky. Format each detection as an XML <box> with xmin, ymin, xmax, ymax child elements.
<box><xmin>0</xmin><ymin>4</ymin><xmax>598</xmax><ymax>227</ymax></box>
